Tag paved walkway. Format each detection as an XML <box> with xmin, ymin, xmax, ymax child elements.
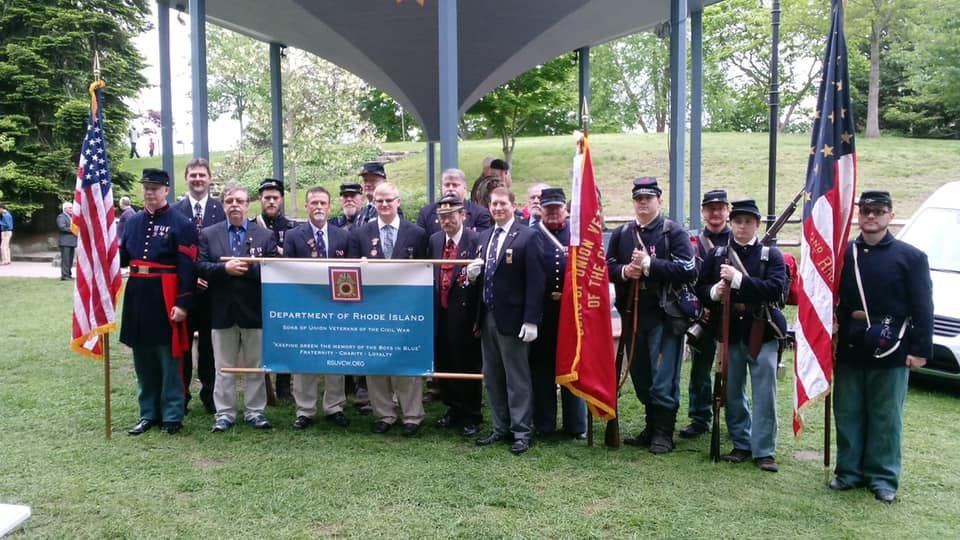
<box><xmin>0</xmin><ymin>261</ymin><xmax>63</xmax><ymax>279</ymax></box>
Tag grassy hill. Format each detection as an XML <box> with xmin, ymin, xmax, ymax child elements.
<box><xmin>120</xmin><ymin>133</ymin><xmax>960</xmax><ymax>222</ymax></box>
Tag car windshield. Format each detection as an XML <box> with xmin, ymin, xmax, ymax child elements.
<box><xmin>899</xmin><ymin>207</ymin><xmax>960</xmax><ymax>272</ymax></box>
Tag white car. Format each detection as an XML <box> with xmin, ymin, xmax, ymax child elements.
<box><xmin>896</xmin><ymin>181</ymin><xmax>960</xmax><ymax>380</ymax></box>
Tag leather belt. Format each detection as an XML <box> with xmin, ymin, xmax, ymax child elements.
<box><xmin>130</xmin><ymin>265</ymin><xmax>176</xmax><ymax>275</ymax></box>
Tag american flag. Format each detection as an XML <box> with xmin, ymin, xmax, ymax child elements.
<box><xmin>70</xmin><ymin>80</ymin><xmax>122</xmax><ymax>360</ymax></box>
<box><xmin>793</xmin><ymin>0</ymin><xmax>857</xmax><ymax>435</ymax></box>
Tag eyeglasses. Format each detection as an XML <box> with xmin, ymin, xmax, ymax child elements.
<box><xmin>374</xmin><ymin>197</ymin><xmax>398</xmax><ymax>205</ymax></box>
<box><xmin>859</xmin><ymin>207</ymin><xmax>889</xmax><ymax>216</ymax></box>
<box><xmin>223</xmin><ymin>198</ymin><xmax>248</xmax><ymax>205</ymax></box>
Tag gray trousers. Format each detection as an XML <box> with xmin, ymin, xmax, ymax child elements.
<box><xmin>481</xmin><ymin>311</ymin><xmax>533</xmax><ymax>441</ymax></box>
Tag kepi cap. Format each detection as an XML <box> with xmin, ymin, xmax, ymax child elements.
<box><xmin>140</xmin><ymin>168</ymin><xmax>170</xmax><ymax>186</ymax></box>
<box><xmin>258</xmin><ymin>178</ymin><xmax>283</xmax><ymax>193</ymax></box>
<box><xmin>359</xmin><ymin>162</ymin><xmax>386</xmax><ymax>178</ymax></box>
<box><xmin>339</xmin><ymin>183</ymin><xmax>362</xmax><ymax>196</ymax></box>
<box><xmin>730</xmin><ymin>198</ymin><xmax>762</xmax><ymax>220</ymax></box>
<box><xmin>632</xmin><ymin>177</ymin><xmax>662</xmax><ymax>198</ymax></box>
<box><xmin>540</xmin><ymin>188</ymin><xmax>566</xmax><ymax>207</ymax></box>
<box><xmin>858</xmin><ymin>190</ymin><xmax>892</xmax><ymax>207</ymax></box>
<box><xmin>436</xmin><ymin>194</ymin><xmax>464</xmax><ymax>215</ymax></box>
<box><xmin>701</xmin><ymin>189</ymin><xmax>728</xmax><ymax>206</ymax></box>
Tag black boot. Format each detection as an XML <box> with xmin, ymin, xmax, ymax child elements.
<box><xmin>624</xmin><ymin>408</ymin><xmax>654</xmax><ymax>447</ymax></box>
<box><xmin>649</xmin><ymin>408</ymin><xmax>675</xmax><ymax>455</ymax></box>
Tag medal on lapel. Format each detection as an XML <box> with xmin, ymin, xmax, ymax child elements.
<box><xmin>506</xmin><ymin>248</ymin><xmax>513</xmax><ymax>264</ymax></box>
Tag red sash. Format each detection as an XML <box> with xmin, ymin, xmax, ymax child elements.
<box><xmin>129</xmin><ymin>260</ymin><xmax>190</xmax><ymax>358</ymax></box>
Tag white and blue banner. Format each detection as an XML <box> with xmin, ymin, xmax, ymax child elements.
<box><xmin>261</xmin><ymin>261</ymin><xmax>435</xmax><ymax>376</ymax></box>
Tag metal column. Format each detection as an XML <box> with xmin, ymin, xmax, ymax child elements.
<box><xmin>189</xmin><ymin>0</ymin><xmax>209</xmax><ymax>159</ymax></box>
<box><xmin>270</xmin><ymin>43</ymin><xmax>284</xmax><ymax>183</ymax></box>
<box><xmin>668</xmin><ymin>0</ymin><xmax>687</xmax><ymax>225</ymax></box>
<box><xmin>578</xmin><ymin>46</ymin><xmax>590</xmax><ymax>129</ymax></box>
<box><xmin>158</xmin><ymin>2</ymin><xmax>175</xmax><ymax>201</ymax></box>
<box><xmin>767</xmin><ymin>0</ymin><xmax>782</xmax><ymax>230</ymax></box>
<box><xmin>689</xmin><ymin>9</ymin><xmax>703</xmax><ymax>230</ymax></box>
<box><xmin>438</xmin><ymin>0</ymin><xmax>458</xmax><ymax>172</ymax></box>
<box><xmin>427</xmin><ymin>142</ymin><xmax>437</xmax><ymax>204</ymax></box>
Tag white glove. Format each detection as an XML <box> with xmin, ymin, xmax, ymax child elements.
<box><xmin>518</xmin><ymin>323</ymin><xmax>539</xmax><ymax>343</ymax></box>
<box><xmin>466</xmin><ymin>258</ymin><xmax>484</xmax><ymax>282</ymax></box>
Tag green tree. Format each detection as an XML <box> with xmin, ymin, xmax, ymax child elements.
<box><xmin>702</xmin><ymin>0</ymin><xmax>830</xmax><ymax>132</ymax></box>
<box><xmin>0</xmin><ymin>0</ymin><xmax>148</xmax><ymax>225</ymax></box>
<box><xmin>590</xmin><ymin>31</ymin><xmax>670</xmax><ymax>133</ymax></box>
<box><xmin>359</xmin><ymin>89</ymin><xmax>419</xmax><ymax>142</ymax></box>
<box><xmin>847</xmin><ymin>0</ymin><xmax>919</xmax><ymax>138</ymax></box>
<box><xmin>465</xmin><ymin>55</ymin><xmax>578</xmax><ymax>164</ymax></box>
<box><xmin>206</xmin><ymin>26</ymin><xmax>269</xmax><ymax>150</ymax></box>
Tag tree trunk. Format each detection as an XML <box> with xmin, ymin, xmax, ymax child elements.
<box><xmin>865</xmin><ymin>26</ymin><xmax>882</xmax><ymax>137</ymax></box>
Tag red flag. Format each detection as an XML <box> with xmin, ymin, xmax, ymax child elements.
<box><xmin>556</xmin><ymin>134</ymin><xmax>617</xmax><ymax>420</ymax></box>
<box><xmin>70</xmin><ymin>80</ymin><xmax>122</xmax><ymax>360</ymax></box>
<box><xmin>793</xmin><ymin>0</ymin><xmax>857</xmax><ymax>435</ymax></box>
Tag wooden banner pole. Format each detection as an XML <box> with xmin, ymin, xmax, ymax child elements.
<box><xmin>221</xmin><ymin>367</ymin><xmax>482</xmax><ymax>380</ymax></box>
<box><xmin>104</xmin><ymin>334</ymin><xmax>112</xmax><ymax>440</ymax></box>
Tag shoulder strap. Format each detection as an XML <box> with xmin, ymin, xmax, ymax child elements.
<box><xmin>852</xmin><ymin>244</ymin><xmax>871</xmax><ymax>322</ymax></box>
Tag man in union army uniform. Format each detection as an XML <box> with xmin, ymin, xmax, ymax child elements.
<box><xmin>120</xmin><ymin>169</ymin><xmax>198</xmax><ymax>435</ymax></box>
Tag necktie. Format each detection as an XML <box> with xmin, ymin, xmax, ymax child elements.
<box><xmin>440</xmin><ymin>238</ymin><xmax>457</xmax><ymax>309</ymax></box>
<box><xmin>382</xmin><ymin>224</ymin><xmax>395</xmax><ymax>259</ymax></box>
<box><xmin>230</xmin><ymin>225</ymin><xmax>242</xmax><ymax>256</ymax></box>
<box><xmin>315</xmin><ymin>229</ymin><xmax>327</xmax><ymax>258</ymax></box>
<box><xmin>483</xmin><ymin>227</ymin><xmax>503</xmax><ymax>306</ymax></box>
<box><xmin>193</xmin><ymin>201</ymin><xmax>203</xmax><ymax>231</ymax></box>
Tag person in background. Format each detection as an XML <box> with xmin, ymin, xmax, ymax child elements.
<box><xmin>331</xmin><ymin>183</ymin><xmax>365</xmax><ymax>232</ymax></box>
<box><xmin>118</xmin><ymin>196</ymin><xmax>136</xmax><ymax>240</ymax></box>
<box><xmin>520</xmin><ymin>183</ymin><xmax>549</xmax><ymax>227</ymax></box>
<box><xmin>57</xmin><ymin>202</ymin><xmax>77</xmax><ymax>280</ymax></box>
<box><xmin>0</xmin><ymin>204</ymin><xmax>13</xmax><ymax>265</ymax></box>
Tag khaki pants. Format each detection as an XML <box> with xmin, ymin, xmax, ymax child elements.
<box><xmin>292</xmin><ymin>374</ymin><xmax>347</xmax><ymax>419</ymax></box>
<box><xmin>0</xmin><ymin>230</ymin><xmax>11</xmax><ymax>264</ymax></box>
<box><xmin>211</xmin><ymin>326</ymin><xmax>267</xmax><ymax>423</ymax></box>
<box><xmin>368</xmin><ymin>375</ymin><xmax>424</xmax><ymax>425</ymax></box>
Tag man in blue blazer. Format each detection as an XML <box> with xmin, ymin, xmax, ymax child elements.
<box><xmin>197</xmin><ymin>184</ymin><xmax>278</xmax><ymax>432</ymax></box>
<box><xmin>416</xmin><ymin>168</ymin><xmax>492</xmax><ymax>236</ymax></box>
<box><xmin>429</xmin><ymin>194</ymin><xmax>483</xmax><ymax>438</ymax></box>
<box><xmin>467</xmin><ymin>186</ymin><xmax>545</xmax><ymax>455</ymax></box>
<box><xmin>348</xmin><ymin>182</ymin><xmax>428</xmax><ymax>436</ymax></box>
<box><xmin>284</xmin><ymin>186</ymin><xmax>353</xmax><ymax>431</ymax></box>
<box><xmin>172</xmin><ymin>157</ymin><xmax>225</xmax><ymax>414</ymax></box>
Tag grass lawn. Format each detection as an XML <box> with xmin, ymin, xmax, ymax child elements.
<box><xmin>1</xmin><ymin>278</ymin><xmax>959</xmax><ymax>537</ymax></box>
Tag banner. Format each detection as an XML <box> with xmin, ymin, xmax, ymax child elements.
<box><xmin>261</xmin><ymin>261</ymin><xmax>434</xmax><ymax>375</ymax></box>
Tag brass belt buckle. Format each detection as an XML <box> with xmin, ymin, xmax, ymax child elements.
<box><xmin>551</xmin><ymin>292</ymin><xmax>562</xmax><ymax>301</ymax></box>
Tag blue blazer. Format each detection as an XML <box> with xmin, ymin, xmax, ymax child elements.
<box><xmin>283</xmin><ymin>222</ymin><xmax>350</xmax><ymax>259</ymax></box>
<box><xmin>476</xmin><ymin>221</ymin><xmax>545</xmax><ymax>336</ymax></box>
<box><xmin>196</xmin><ymin>221</ymin><xmax>278</xmax><ymax>329</ymax></box>
<box><xmin>348</xmin><ymin>219</ymin><xmax>427</xmax><ymax>260</ymax></box>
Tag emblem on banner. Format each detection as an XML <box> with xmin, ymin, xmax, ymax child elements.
<box><xmin>329</xmin><ymin>267</ymin><xmax>363</xmax><ymax>302</ymax></box>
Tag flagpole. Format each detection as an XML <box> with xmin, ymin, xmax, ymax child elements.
<box><xmin>104</xmin><ymin>335</ymin><xmax>112</xmax><ymax>439</ymax></box>
<box><xmin>824</xmin><ymin>388</ymin><xmax>831</xmax><ymax>483</ymax></box>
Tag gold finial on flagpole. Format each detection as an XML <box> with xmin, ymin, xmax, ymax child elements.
<box><xmin>93</xmin><ymin>50</ymin><xmax>101</xmax><ymax>81</ymax></box>
<box><xmin>580</xmin><ymin>98</ymin><xmax>590</xmax><ymax>135</ymax></box>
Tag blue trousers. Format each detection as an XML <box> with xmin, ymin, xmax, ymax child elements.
<box><xmin>628</xmin><ymin>321</ymin><xmax>684</xmax><ymax>412</ymax></box>
<box><xmin>132</xmin><ymin>345</ymin><xmax>185</xmax><ymax>423</ymax></box>
<box><xmin>725</xmin><ymin>340</ymin><xmax>778</xmax><ymax>458</ymax></box>
<box><xmin>687</xmin><ymin>338</ymin><xmax>716</xmax><ymax>428</ymax></box>
<box><xmin>833</xmin><ymin>363</ymin><xmax>909</xmax><ymax>492</ymax></box>
<box><xmin>530</xmin><ymin>344</ymin><xmax>587</xmax><ymax>435</ymax></box>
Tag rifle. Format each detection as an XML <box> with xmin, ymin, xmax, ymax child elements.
<box><xmin>711</xmin><ymin>245</ymin><xmax>732</xmax><ymax>462</ymax></box>
<box><xmin>604</xmin><ymin>229</ymin><xmax>645</xmax><ymax>448</ymax></box>
<box><xmin>761</xmin><ymin>188</ymin><xmax>805</xmax><ymax>246</ymax></box>
<box><xmin>605</xmin><ymin>279</ymin><xmax>640</xmax><ymax>448</ymax></box>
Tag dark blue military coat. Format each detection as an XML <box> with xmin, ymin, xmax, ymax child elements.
<box><xmin>118</xmin><ymin>204</ymin><xmax>197</xmax><ymax>348</ymax></box>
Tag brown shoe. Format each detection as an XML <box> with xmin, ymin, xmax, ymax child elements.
<box><xmin>755</xmin><ymin>456</ymin><xmax>779</xmax><ymax>472</ymax></box>
<box><xmin>721</xmin><ymin>448</ymin><xmax>752</xmax><ymax>463</ymax></box>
